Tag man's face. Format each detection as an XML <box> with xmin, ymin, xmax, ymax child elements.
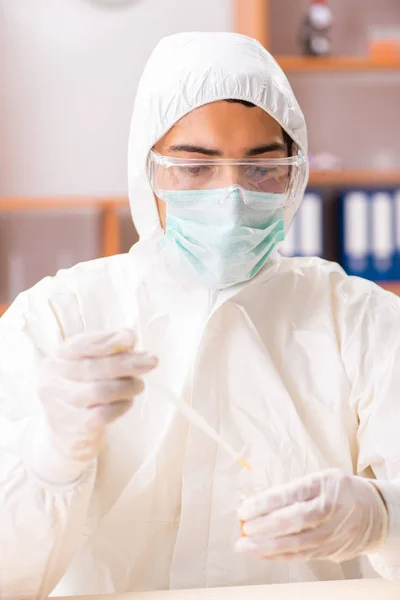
<box><xmin>153</xmin><ymin>100</ymin><xmax>287</xmax><ymax>228</ymax></box>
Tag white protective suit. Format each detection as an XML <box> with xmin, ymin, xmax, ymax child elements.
<box><xmin>1</xmin><ymin>32</ymin><xmax>400</xmax><ymax>599</ymax></box>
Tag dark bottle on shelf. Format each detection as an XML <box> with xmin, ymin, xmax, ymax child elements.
<box><xmin>300</xmin><ymin>0</ymin><xmax>333</xmax><ymax>57</ymax></box>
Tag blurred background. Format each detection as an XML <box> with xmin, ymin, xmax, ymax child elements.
<box><xmin>1</xmin><ymin>0</ymin><xmax>400</xmax><ymax>316</ymax></box>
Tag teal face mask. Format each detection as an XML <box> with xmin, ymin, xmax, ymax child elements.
<box><xmin>162</xmin><ymin>186</ymin><xmax>285</xmax><ymax>289</ymax></box>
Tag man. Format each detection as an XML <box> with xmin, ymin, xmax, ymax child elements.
<box><xmin>1</xmin><ymin>32</ymin><xmax>400</xmax><ymax>599</ymax></box>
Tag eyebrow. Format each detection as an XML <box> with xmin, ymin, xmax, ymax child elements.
<box><xmin>168</xmin><ymin>144</ymin><xmax>221</xmax><ymax>156</ymax></box>
<box><xmin>245</xmin><ymin>143</ymin><xmax>287</xmax><ymax>156</ymax></box>
<box><xmin>168</xmin><ymin>142</ymin><xmax>287</xmax><ymax>157</ymax></box>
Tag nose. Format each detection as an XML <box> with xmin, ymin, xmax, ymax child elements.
<box><xmin>217</xmin><ymin>165</ymin><xmax>242</xmax><ymax>187</ymax></box>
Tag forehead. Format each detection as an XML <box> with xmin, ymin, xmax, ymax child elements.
<box><xmin>157</xmin><ymin>101</ymin><xmax>284</xmax><ymax>150</ymax></box>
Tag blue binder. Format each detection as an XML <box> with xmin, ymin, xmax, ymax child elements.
<box><xmin>340</xmin><ymin>189</ymin><xmax>399</xmax><ymax>281</ymax></box>
<box><xmin>395</xmin><ymin>190</ymin><xmax>400</xmax><ymax>279</ymax></box>
<box><xmin>280</xmin><ymin>192</ymin><xmax>324</xmax><ymax>257</ymax></box>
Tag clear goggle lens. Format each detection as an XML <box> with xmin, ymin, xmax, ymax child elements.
<box><xmin>148</xmin><ymin>149</ymin><xmax>307</xmax><ymax>205</ymax></box>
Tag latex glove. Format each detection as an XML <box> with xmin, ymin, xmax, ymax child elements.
<box><xmin>236</xmin><ymin>469</ymin><xmax>389</xmax><ymax>563</ymax></box>
<box><xmin>38</xmin><ymin>329</ymin><xmax>158</xmax><ymax>464</ymax></box>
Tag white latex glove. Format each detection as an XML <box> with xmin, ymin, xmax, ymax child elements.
<box><xmin>236</xmin><ymin>469</ymin><xmax>389</xmax><ymax>563</ymax></box>
<box><xmin>37</xmin><ymin>329</ymin><xmax>158</xmax><ymax>464</ymax></box>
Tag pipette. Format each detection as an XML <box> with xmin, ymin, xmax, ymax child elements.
<box><xmin>108</xmin><ymin>340</ymin><xmax>251</xmax><ymax>470</ymax></box>
<box><xmin>154</xmin><ymin>382</ymin><xmax>252</xmax><ymax>472</ymax></box>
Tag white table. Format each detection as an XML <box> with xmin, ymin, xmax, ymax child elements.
<box><xmin>58</xmin><ymin>578</ymin><xmax>400</xmax><ymax>600</ymax></box>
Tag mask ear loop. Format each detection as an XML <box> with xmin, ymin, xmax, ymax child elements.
<box><xmin>285</xmin><ymin>151</ymin><xmax>307</xmax><ymax>208</ymax></box>
<box><xmin>147</xmin><ymin>151</ymin><xmax>157</xmax><ymax>197</ymax></box>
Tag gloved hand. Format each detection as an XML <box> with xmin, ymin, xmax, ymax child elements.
<box><xmin>236</xmin><ymin>468</ymin><xmax>389</xmax><ymax>563</ymax></box>
<box><xmin>37</xmin><ymin>329</ymin><xmax>158</xmax><ymax>464</ymax></box>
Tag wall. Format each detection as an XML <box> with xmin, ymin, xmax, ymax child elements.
<box><xmin>0</xmin><ymin>0</ymin><xmax>232</xmax><ymax>197</ymax></box>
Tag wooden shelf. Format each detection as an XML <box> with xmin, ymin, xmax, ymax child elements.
<box><xmin>234</xmin><ymin>0</ymin><xmax>270</xmax><ymax>50</ymax></box>
<box><xmin>276</xmin><ymin>56</ymin><xmax>400</xmax><ymax>72</ymax></box>
<box><xmin>0</xmin><ymin>195</ymin><xmax>132</xmax><ymax>317</ymax></box>
<box><xmin>0</xmin><ymin>196</ymin><xmax>129</xmax><ymax>258</ymax></box>
<box><xmin>309</xmin><ymin>169</ymin><xmax>400</xmax><ymax>187</ymax></box>
<box><xmin>0</xmin><ymin>196</ymin><xmax>128</xmax><ymax>211</ymax></box>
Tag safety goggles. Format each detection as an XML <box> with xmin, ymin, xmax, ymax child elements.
<box><xmin>148</xmin><ymin>149</ymin><xmax>307</xmax><ymax>205</ymax></box>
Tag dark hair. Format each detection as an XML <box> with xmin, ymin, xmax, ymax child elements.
<box><xmin>225</xmin><ymin>99</ymin><xmax>294</xmax><ymax>156</ymax></box>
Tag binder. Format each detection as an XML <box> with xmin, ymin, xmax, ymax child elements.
<box><xmin>340</xmin><ymin>189</ymin><xmax>397</xmax><ymax>281</ymax></box>
<box><xmin>342</xmin><ymin>191</ymin><xmax>369</xmax><ymax>276</ymax></box>
<box><xmin>370</xmin><ymin>192</ymin><xmax>394</xmax><ymax>277</ymax></box>
<box><xmin>299</xmin><ymin>193</ymin><xmax>323</xmax><ymax>256</ymax></box>
<box><xmin>280</xmin><ymin>192</ymin><xmax>324</xmax><ymax>257</ymax></box>
<box><xmin>394</xmin><ymin>190</ymin><xmax>400</xmax><ymax>279</ymax></box>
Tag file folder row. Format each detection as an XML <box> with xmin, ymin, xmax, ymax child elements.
<box><xmin>340</xmin><ymin>189</ymin><xmax>400</xmax><ymax>281</ymax></box>
<box><xmin>279</xmin><ymin>192</ymin><xmax>324</xmax><ymax>258</ymax></box>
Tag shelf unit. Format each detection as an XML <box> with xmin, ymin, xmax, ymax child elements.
<box><xmin>234</xmin><ymin>0</ymin><xmax>400</xmax><ymax>294</ymax></box>
<box><xmin>0</xmin><ymin>196</ymin><xmax>129</xmax><ymax>317</ymax></box>
<box><xmin>0</xmin><ymin>196</ymin><xmax>127</xmax><ymax>257</ymax></box>
<box><xmin>234</xmin><ymin>1</ymin><xmax>400</xmax><ymax>72</ymax></box>
<box><xmin>233</xmin><ymin>0</ymin><xmax>400</xmax><ymax>187</ymax></box>
<box><xmin>234</xmin><ymin>0</ymin><xmax>270</xmax><ymax>49</ymax></box>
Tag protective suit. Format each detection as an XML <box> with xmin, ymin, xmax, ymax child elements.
<box><xmin>1</xmin><ymin>32</ymin><xmax>400</xmax><ymax>599</ymax></box>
